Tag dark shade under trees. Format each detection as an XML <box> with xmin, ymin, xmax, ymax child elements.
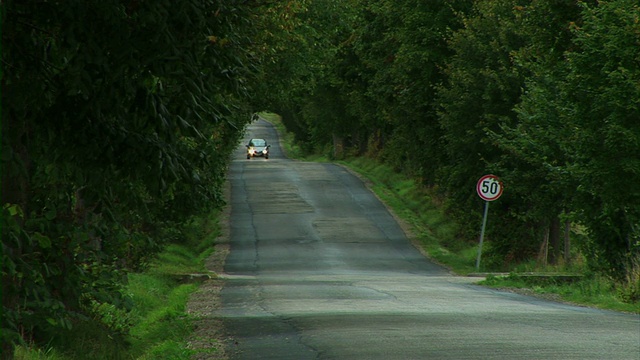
<box><xmin>1</xmin><ymin>0</ymin><xmax>269</xmax><ymax>356</ymax></box>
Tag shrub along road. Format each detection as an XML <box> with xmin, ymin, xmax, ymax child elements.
<box><xmin>213</xmin><ymin>119</ymin><xmax>640</xmax><ymax>359</ymax></box>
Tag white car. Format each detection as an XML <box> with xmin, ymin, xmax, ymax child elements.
<box><xmin>246</xmin><ymin>138</ymin><xmax>270</xmax><ymax>159</ymax></box>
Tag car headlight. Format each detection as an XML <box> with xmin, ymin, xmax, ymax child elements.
<box><xmin>262</xmin><ymin>149</ymin><xmax>268</xmax><ymax>154</ymax></box>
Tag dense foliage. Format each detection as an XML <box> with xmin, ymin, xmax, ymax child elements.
<box><xmin>2</xmin><ymin>0</ymin><xmax>638</xmax><ymax>356</ymax></box>
<box><xmin>562</xmin><ymin>0</ymin><xmax>640</xmax><ymax>276</ymax></box>
<box><xmin>1</xmin><ymin>0</ymin><xmax>271</xmax><ymax>357</ymax></box>
<box><xmin>260</xmin><ymin>0</ymin><xmax>639</xmax><ymax>278</ymax></box>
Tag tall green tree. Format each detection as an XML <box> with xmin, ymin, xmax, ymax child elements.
<box><xmin>297</xmin><ymin>0</ymin><xmax>470</xmax><ymax>165</ymax></box>
<box><xmin>296</xmin><ymin>0</ymin><xmax>362</xmax><ymax>156</ymax></box>
<box><xmin>248</xmin><ymin>0</ymin><xmax>315</xmax><ymax>142</ymax></box>
<box><xmin>437</xmin><ymin>0</ymin><xmax>536</xmax><ymax>265</ymax></box>
<box><xmin>488</xmin><ymin>0</ymin><xmax>588</xmax><ymax>265</ymax></box>
<box><xmin>370</xmin><ymin>0</ymin><xmax>470</xmax><ymax>183</ymax></box>
<box><xmin>560</xmin><ymin>0</ymin><xmax>640</xmax><ymax>277</ymax></box>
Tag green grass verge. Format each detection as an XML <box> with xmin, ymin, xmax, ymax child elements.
<box><xmin>259</xmin><ymin>112</ymin><xmax>329</xmax><ymax>162</ymax></box>
<box><xmin>481</xmin><ymin>273</ymin><xmax>639</xmax><ymax>313</ymax></box>
<box><xmin>259</xmin><ymin>113</ymin><xmax>305</xmax><ymax>159</ymax></box>
<box><xmin>15</xmin><ymin>210</ymin><xmax>223</xmax><ymax>359</ymax></box>
<box><xmin>125</xmin><ymin>211</ymin><xmax>222</xmax><ymax>359</ymax></box>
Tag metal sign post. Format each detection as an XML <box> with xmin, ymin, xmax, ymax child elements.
<box><xmin>475</xmin><ymin>175</ymin><xmax>503</xmax><ymax>271</ymax></box>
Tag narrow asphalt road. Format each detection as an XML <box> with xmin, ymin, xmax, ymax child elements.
<box><xmin>216</xmin><ymin>119</ymin><xmax>640</xmax><ymax>359</ymax></box>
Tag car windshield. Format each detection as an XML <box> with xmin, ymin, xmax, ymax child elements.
<box><xmin>251</xmin><ymin>139</ymin><xmax>266</xmax><ymax>147</ymax></box>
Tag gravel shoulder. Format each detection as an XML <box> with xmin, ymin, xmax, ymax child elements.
<box><xmin>185</xmin><ymin>182</ymin><xmax>232</xmax><ymax>360</ymax></box>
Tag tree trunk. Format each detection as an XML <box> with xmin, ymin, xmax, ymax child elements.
<box><xmin>564</xmin><ymin>219</ymin><xmax>571</xmax><ymax>265</ymax></box>
<box><xmin>549</xmin><ymin>216</ymin><xmax>561</xmax><ymax>265</ymax></box>
<box><xmin>332</xmin><ymin>133</ymin><xmax>344</xmax><ymax>159</ymax></box>
<box><xmin>537</xmin><ymin>224</ymin><xmax>549</xmax><ymax>266</ymax></box>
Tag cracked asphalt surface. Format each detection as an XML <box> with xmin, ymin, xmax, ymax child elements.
<box><xmin>215</xmin><ymin>119</ymin><xmax>640</xmax><ymax>359</ymax></box>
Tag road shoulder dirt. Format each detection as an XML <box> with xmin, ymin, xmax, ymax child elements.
<box><xmin>186</xmin><ymin>182</ymin><xmax>232</xmax><ymax>360</ymax></box>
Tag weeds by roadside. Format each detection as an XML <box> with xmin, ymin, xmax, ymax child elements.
<box><xmin>14</xmin><ymin>209</ymin><xmax>224</xmax><ymax>359</ymax></box>
<box><xmin>481</xmin><ymin>272</ymin><xmax>639</xmax><ymax>314</ymax></box>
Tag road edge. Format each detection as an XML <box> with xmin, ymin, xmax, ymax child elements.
<box><xmin>186</xmin><ymin>180</ymin><xmax>232</xmax><ymax>360</ymax></box>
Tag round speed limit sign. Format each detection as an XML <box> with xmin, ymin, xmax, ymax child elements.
<box><xmin>476</xmin><ymin>174</ymin><xmax>503</xmax><ymax>201</ymax></box>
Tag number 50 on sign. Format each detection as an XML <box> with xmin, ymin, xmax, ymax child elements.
<box><xmin>476</xmin><ymin>174</ymin><xmax>503</xmax><ymax>201</ymax></box>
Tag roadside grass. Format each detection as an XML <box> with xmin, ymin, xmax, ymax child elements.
<box><xmin>126</xmin><ymin>276</ymin><xmax>197</xmax><ymax>359</ymax></box>
<box><xmin>259</xmin><ymin>112</ymin><xmax>329</xmax><ymax>162</ymax></box>
<box><xmin>127</xmin><ymin>212</ymin><xmax>222</xmax><ymax>359</ymax></box>
<box><xmin>14</xmin><ymin>210</ymin><xmax>223</xmax><ymax>359</ymax></box>
<box><xmin>124</xmin><ymin>212</ymin><xmax>222</xmax><ymax>359</ymax></box>
<box><xmin>260</xmin><ymin>112</ymin><xmax>305</xmax><ymax>159</ymax></box>
<box><xmin>263</xmin><ymin>112</ymin><xmax>640</xmax><ymax>314</ymax></box>
<box><xmin>14</xmin><ymin>346</ymin><xmax>67</xmax><ymax>360</ymax></box>
<box><xmin>482</xmin><ymin>272</ymin><xmax>640</xmax><ymax>314</ymax></box>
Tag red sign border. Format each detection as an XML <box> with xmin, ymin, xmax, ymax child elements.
<box><xmin>476</xmin><ymin>174</ymin><xmax>503</xmax><ymax>201</ymax></box>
